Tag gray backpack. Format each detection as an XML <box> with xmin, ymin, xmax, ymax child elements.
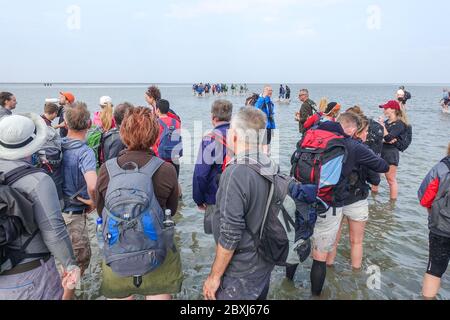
<box><xmin>102</xmin><ymin>157</ymin><xmax>175</xmax><ymax>283</ymax></box>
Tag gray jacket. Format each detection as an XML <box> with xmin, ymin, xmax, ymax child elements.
<box><xmin>0</xmin><ymin>159</ymin><xmax>76</xmax><ymax>269</ymax></box>
<box><xmin>212</xmin><ymin>152</ymin><xmax>277</xmax><ymax>278</ymax></box>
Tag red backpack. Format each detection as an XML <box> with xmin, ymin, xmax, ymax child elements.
<box><xmin>290</xmin><ymin>129</ymin><xmax>347</xmax><ymax>211</ymax></box>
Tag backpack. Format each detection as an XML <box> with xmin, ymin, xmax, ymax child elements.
<box><xmin>246</xmin><ymin>93</ymin><xmax>260</xmax><ymax>106</ymax></box>
<box><xmin>235</xmin><ymin>161</ymin><xmax>317</xmax><ymax>266</ymax></box>
<box><xmin>366</xmin><ymin>119</ymin><xmax>384</xmax><ymax>155</ymax></box>
<box><xmin>0</xmin><ymin>166</ymin><xmax>49</xmax><ymax>274</ymax></box>
<box><xmin>395</xmin><ymin>125</ymin><xmax>413</xmax><ymax>152</ymax></box>
<box><xmin>291</xmin><ymin>128</ymin><xmax>347</xmax><ymax>213</ymax></box>
<box><xmin>86</xmin><ymin>126</ymin><xmax>104</xmax><ymax>167</ymax></box>
<box><xmin>158</xmin><ymin>118</ymin><xmax>183</xmax><ymax>161</ymax></box>
<box><xmin>102</xmin><ymin>157</ymin><xmax>175</xmax><ymax>281</ymax></box>
<box><xmin>34</xmin><ymin>127</ymin><xmax>64</xmax><ymax>200</ymax></box>
<box><xmin>100</xmin><ymin>128</ymin><xmax>126</xmax><ymax>165</ymax></box>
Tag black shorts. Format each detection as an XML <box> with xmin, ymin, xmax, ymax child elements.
<box><xmin>381</xmin><ymin>144</ymin><xmax>400</xmax><ymax>167</ymax></box>
<box><xmin>427</xmin><ymin>233</ymin><xmax>450</xmax><ymax>278</ymax></box>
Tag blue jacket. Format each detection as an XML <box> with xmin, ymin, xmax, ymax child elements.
<box><xmin>193</xmin><ymin>123</ymin><xmax>230</xmax><ymax>206</ymax></box>
<box><xmin>255</xmin><ymin>96</ymin><xmax>276</xmax><ymax>129</ymax></box>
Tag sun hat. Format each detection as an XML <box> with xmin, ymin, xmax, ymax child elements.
<box><xmin>379</xmin><ymin>100</ymin><xmax>401</xmax><ymax>111</ymax></box>
<box><xmin>0</xmin><ymin>113</ymin><xmax>49</xmax><ymax>161</ymax></box>
<box><xmin>60</xmin><ymin>92</ymin><xmax>75</xmax><ymax>104</ymax></box>
<box><xmin>99</xmin><ymin>96</ymin><xmax>113</xmax><ymax>106</ymax></box>
<box><xmin>396</xmin><ymin>89</ymin><xmax>405</xmax><ymax>98</ymax></box>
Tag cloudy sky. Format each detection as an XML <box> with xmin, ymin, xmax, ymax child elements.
<box><xmin>0</xmin><ymin>0</ymin><xmax>448</xmax><ymax>83</ymax></box>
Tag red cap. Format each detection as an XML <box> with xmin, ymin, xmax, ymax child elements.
<box><xmin>60</xmin><ymin>92</ymin><xmax>75</xmax><ymax>104</ymax></box>
<box><xmin>379</xmin><ymin>100</ymin><xmax>401</xmax><ymax>111</ymax></box>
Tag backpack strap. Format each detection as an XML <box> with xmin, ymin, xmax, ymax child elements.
<box><xmin>3</xmin><ymin>166</ymin><xmax>45</xmax><ymax>186</ymax></box>
<box><xmin>139</xmin><ymin>156</ymin><xmax>166</xmax><ymax>179</ymax></box>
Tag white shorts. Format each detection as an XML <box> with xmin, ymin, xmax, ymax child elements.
<box><xmin>312</xmin><ymin>207</ymin><xmax>344</xmax><ymax>253</ymax></box>
<box><xmin>342</xmin><ymin>199</ymin><xmax>369</xmax><ymax>222</ymax></box>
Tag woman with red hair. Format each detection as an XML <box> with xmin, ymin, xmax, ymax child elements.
<box><xmin>95</xmin><ymin>107</ymin><xmax>182</xmax><ymax>300</ymax></box>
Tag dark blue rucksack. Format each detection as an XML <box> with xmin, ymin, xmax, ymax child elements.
<box><xmin>158</xmin><ymin>118</ymin><xmax>183</xmax><ymax>161</ymax></box>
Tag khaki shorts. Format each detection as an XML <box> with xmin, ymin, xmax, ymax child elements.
<box><xmin>312</xmin><ymin>207</ymin><xmax>343</xmax><ymax>253</ymax></box>
<box><xmin>63</xmin><ymin>213</ymin><xmax>92</xmax><ymax>274</ymax></box>
<box><xmin>342</xmin><ymin>199</ymin><xmax>369</xmax><ymax>222</ymax></box>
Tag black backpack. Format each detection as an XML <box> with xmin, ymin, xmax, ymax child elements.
<box><xmin>396</xmin><ymin>125</ymin><xmax>413</xmax><ymax>152</ymax></box>
<box><xmin>366</xmin><ymin>119</ymin><xmax>384</xmax><ymax>155</ymax></box>
<box><xmin>0</xmin><ymin>166</ymin><xmax>49</xmax><ymax>274</ymax></box>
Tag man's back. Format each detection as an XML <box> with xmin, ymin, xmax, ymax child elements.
<box><xmin>212</xmin><ymin>154</ymin><xmax>276</xmax><ymax>278</ymax></box>
<box><xmin>61</xmin><ymin>138</ymin><xmax>97</xmax><ymax>211</ymax></box>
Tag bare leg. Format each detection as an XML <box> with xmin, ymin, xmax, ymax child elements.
<box><xmin>422</xmin><ymin>274</ymin><xmax>441</xmax><ymax>299</ymax></box>
<box><xmin>108</xmin><ymin>296</ymin><xmax>135</xmax><ymax>301</ymax></box>
<box><xmin>385</xmin><ymin>165</ymin><xmax>398</xmax><ymax>200</ymax></box>
<box><xmin>348</xmin><ymin>220</ymin><xmax>367</xmax><ymax>270</ymax></box>
<box><xmin>326</xmin><ymin>219</ymin><xmax>345</xmax><ymax>267</ymax></box>
<box><xmin>146</xmin><ymin>294</ymin><xmax>172</xmax><ymax>300</ymax></box>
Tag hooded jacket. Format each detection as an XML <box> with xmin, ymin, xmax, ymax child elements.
<box><xmin>418</xmin><ymin>156</ymin><xmax>450</xmax><ymax>238</ymax></box>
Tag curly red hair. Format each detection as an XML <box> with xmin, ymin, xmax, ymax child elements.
<box><xmin>120</xmin><ymin>107</ymin><xmax>160</xmax><ymax>151</ymax></box>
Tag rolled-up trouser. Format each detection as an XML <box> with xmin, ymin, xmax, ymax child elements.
<box><xmin>63</xmin><ymin>213</ymin><xmax>92</xmax><ymax>274</ymax></box>
<box><xmin>0</xmin><ymin>257</ymin><xmax>63</xmax><ymax>300</ymax></box>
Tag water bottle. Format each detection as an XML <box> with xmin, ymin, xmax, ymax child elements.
<box><xmin>163</xmin><ymin>209</ymin><xmax>175</xmax><ymax>228</ymax></box>
<box><xmin>96</xmin><ymin>217</ymin><xmax>104</xmax><ymax>250</ymax></box>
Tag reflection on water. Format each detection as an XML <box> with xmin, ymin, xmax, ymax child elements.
<box><xmin>4</xmin><ymin>83</ymin><xmax>449</xmax><ymax>300</ymax></box>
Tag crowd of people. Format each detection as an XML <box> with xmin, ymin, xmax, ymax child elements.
<box><xmin>0</xmin><ymin>84</ymin><xmax>449</xmax><ymax>301</ymax></box>
<box><xmin>192</xmin><ymin>83</ymin><xmax>249</xmax><ymax>97</ymax></box>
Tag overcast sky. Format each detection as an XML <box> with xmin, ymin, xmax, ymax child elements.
<box><xmin>0</xmin><ymin>0</ymin><xmax>448</xmax><ymax>83</ymax></box>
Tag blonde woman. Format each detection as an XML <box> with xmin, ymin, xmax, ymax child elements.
<box><xmin>318</xmin><ymin>98</ymin><xmax>328</xmax><ymax>113</ymax></box>
<box><xmin>378</xmin><ymin>100</ymin><xmax>410</xmax><ymax>200</ymax></box>
<box><xmin>93</xmin><ymin>96</ymin><xmax>116</xmax><ymax>131</ymax></box>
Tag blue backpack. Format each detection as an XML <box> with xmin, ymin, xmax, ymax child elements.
<box><xmin>102</xmin><ymin>157</ymin><xmax>175</xmax><ymax>283</ymax></box>
<box><xmin>158</xmin><ymin>118</ymin><xmax>183</xmax><ymax>161</ymax></box>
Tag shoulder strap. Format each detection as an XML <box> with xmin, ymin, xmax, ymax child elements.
<box><xmin>105</xmin><ymin>158</ymin><xmax>128</xmax><ymax>178</ymax></box>
<box><xmin>3</xmin><ymin>166</ymin><xmax>45</xmax><ymax>186</ymax></box>
<box><xmin>139</xmin><ymin>156</ymin><xmax>165</xmax><ymax>178</ymax></box>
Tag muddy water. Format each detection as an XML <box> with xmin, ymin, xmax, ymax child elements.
<box><xmin>4</xmin><ymin>83</ymin><xmax>450</xmax><ymax>300</ymax></box>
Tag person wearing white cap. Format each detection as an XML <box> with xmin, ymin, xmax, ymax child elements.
<box><xmin>0</xmin><ymin>114</ymin><xmax>80</xmax><ymax>300</ymax></box>
<box><xmin>93</xmin><ymin>96</ymin><xmax>116</xmax><ymax>131</ymax></box>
